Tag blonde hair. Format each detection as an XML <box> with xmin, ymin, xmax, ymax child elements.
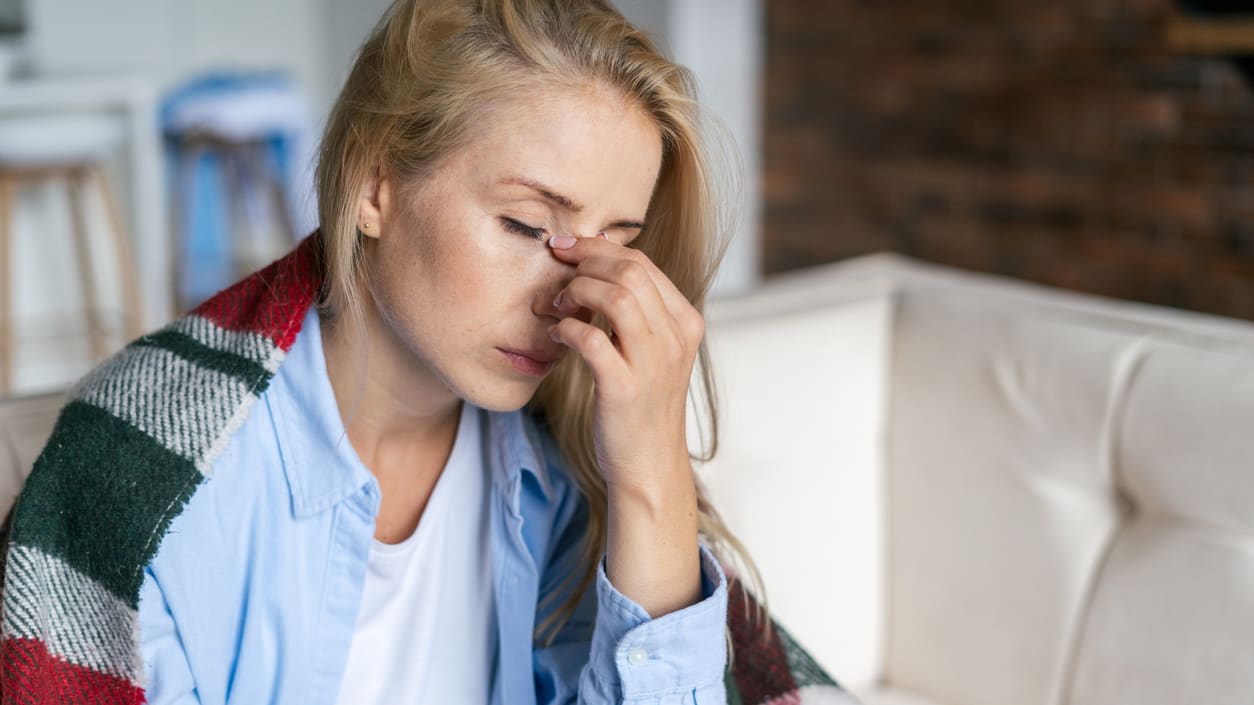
<box><xmin>314</xmin><ymin>0</ymin><xmax>767</xmax><ymax>651</ymax></box>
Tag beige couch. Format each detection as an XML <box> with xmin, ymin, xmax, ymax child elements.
<box><xmin>4</xmin><ymin>253</ymin><xmax>1252</xmax><ymax>705</ymax></box>
<box><xmin>0</xmin><ymin>391</ymin><xmax>62</xmax><ymax>519</ymax></box>
<box><xmin>690</xmin><ymin>253</ymin><xmax>1254</xmax><ymax>705</ymax></box>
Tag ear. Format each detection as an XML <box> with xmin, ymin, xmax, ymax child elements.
<box><xmin>357</xmin><ymin>165</ymin><xmax>392</xmax><ymax>240</ymax></box>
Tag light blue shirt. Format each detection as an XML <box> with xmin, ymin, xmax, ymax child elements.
<box><xmin>137</xmin><ymin>308</ymin><xmax>730</xmax><ymax>704</ymax></box>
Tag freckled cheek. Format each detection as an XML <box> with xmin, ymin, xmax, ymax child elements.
<box><xmin>386</xmin><ymin>224</ymin><xmax>550</xmax><ymax>322</ymax></box>
<box><xmin>426</xmin><ymin>244</ymin><xmax>517</xmax><ymax>310</ymax></box>
<box><xmin>473</xmin><ymin>255</ymin><xmax>535</xmax><ymax>305</ymax></box>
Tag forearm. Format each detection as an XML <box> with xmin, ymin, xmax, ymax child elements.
<box><xmin>604</xmin><ymin>456</ymin><xmax>702</xmax><ymax>619</ymax></box>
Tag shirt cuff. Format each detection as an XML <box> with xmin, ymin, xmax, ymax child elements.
<box><xmin>586</xmin><ymin>541</ymin><xmax>729</xmax><ymax>700</ymax></box>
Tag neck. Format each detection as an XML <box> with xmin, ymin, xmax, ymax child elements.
<box><xmin>318</xmin><ymin>302</ymin><xmax>462</xmax><ymax>479</ymax></box>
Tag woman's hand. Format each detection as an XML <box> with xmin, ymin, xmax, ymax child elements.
<box><xmin>546</xmin><ymin>232</ymin><xmax>703</xmax><ymax>498</ymax></box>
<box><xmin>546</xmin><ymin>232</ymin><xmax>704</xmax><ymax>618</ymax></box>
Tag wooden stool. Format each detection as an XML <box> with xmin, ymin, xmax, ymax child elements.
<box><xmin>0</xmin><ymin>114</ymin><xmax>144</xmax><ymax>396</ymax></box>
<box><xmin>167</xmin><ymin>130</ymin><xmax>297</xmax><ymax>314</ymax></box>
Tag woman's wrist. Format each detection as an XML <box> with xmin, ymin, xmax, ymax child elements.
<box><xmin>604</xmin><ymin>463</ymin><xmax>703</xmax><ymax>619</ymax></box>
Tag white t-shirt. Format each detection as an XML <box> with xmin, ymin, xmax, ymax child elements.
<box><xmin>333</xmin><ymin>401</ymin><xmax>497</xmax><ymax>704</ymax></box>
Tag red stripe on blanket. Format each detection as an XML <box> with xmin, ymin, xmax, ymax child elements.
<box><xmin>762</xmin><ymin>692</ymin><xmax>804</xmax><ymax>705</ymax></box>
<box><xmin>728</xmin><ymin>578</ymin><xmax>799</xmax><ymax>705</ymax></box>
<box><xmin>1</xmin><ymin>637</ymin><xmax>145</xmax><ymax>705</ymax></box>
<box><xmin>191</xmin><ymin>231</ymin><xmax>323</xmax><ymax>350</ymax></box>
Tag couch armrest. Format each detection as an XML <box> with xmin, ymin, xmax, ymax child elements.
<box><xmin>0</xmin><ymin>392</ymin><xmax>65</xmax><ymax>515</ymax></box>
<box><xmin>688</xmin><ymin>286</ymin><xmax>894</xmax><ymax>690</ymax></box>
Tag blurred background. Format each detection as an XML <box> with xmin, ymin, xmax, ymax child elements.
<box><xmin>762</xmin><ymin>0</ymin><xmax>1254</xmax><ymax>319</ymax></box>
<box><xmin>0</xmin><ymin>0</ymin><xmax>1251</xmax><ymax>395</ymax></box>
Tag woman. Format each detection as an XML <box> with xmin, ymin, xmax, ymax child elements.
<box><xmin>0</xmin><ymin>1</ymin><xmax>844</xmax><ymax>703</ymax></box>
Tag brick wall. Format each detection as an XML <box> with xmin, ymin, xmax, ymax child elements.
<box><xmin>763</xmin><ymin>0</ymin><xmax>1254</xmax><ymax>320</ymax></box>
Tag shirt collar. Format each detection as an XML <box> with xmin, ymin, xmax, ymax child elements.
<box><xmin>486</xmin><ymin>405</ymin><xmax>555</xmax><ymax>503</ymax></box>
<box><xmin>268</xmin><ymin>307</ymin><xmax>373</xmax><ymax>516</ymax></box>
<box><xmin>270</xmin><ymin>307</ymin><xmax>554</xmax><ymax>518</ymax></box>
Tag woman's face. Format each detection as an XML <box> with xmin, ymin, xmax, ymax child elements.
<box><xmin>358</xmin><ymin>82</ymin><xmax>664</xmax><ymax>412</ymax></box>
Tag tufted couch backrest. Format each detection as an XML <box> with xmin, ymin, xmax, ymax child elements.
<box><xmin>693</xmin><ymin>253</ymin><xmax>1254</xmax><ymax>705</ymax></box>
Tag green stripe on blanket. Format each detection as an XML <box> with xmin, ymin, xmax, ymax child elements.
<box><xmin>9</xmin><ymin>401</ymin><xmax>202</xmax><ymax>603</ymax></box>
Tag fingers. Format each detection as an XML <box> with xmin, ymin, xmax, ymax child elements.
<box><xmin>548</xmin><ymin>316</ymin><xmax>629</xmax><ymax>391</ymax></box>
<box><xmin>567</xmin><ymin>254</ymin><xmax>671</xmax><ymax>323</ymax></box>
<box><xmin>549</xmin><ymin>235</ymin><xmax>694</xmax><ymax>326</ymax></box>
<box><xmin>547</xmin><ymin>234</ymin><xmax>704</xmax><ymax>377</ymax></box>
<box><xmin>553</xmin><ymin>274</ymin><xmax>655</xmax><ymax>362</ymax></box>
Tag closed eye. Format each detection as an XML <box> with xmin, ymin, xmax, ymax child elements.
<box><xmin>500</xmin><ymin>217</ymin><xmax>545</xmax><ymax>241</ymax></box>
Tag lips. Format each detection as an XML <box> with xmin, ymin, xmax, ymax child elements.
<box><xmin>498</xmin><ymin>347</ymin><xmax>561</xmax><ymax>378</ymax></box>
<box><xmin>500</xmin><ymin>347</ymin><xmax>561</xmax><ymax>363</ymax></box>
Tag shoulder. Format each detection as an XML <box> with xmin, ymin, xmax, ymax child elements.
<box><xmin>7</xmin><ymin>238</ymin><xmax>321</xmax><ymax>606</ymax></box>
<box><xmin>8</xmin><ymin>326</ymin><xmax>279</xmax><ymax>604</ymax></box>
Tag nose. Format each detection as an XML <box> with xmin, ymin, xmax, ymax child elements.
<box><xmin>533</xmin><ymin>259</ymin><xmax>592</xmax><ymax>324</ymax></box>
<box><xmin>529</xmin><ymin>259</ymin><xmax>574</xmax><ymax>323</ymax></box>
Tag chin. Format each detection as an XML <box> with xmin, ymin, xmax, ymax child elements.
<box><xmin>459</xmin><ymin>379</ymin><xmax>541</xmax><ymax>414</ymax></box>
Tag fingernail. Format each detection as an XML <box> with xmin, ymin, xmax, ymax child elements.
<box><xmin>549</xmin><ymin>235</ymin><xmax>577</xmax><ymax>249</ymax></box>
<box><xmin>597</xmin><ymin>231</ymin><xmax>608</xmax><ymax>240</ymax></box>
<box><xmin>553</xmin><ymin>291</ymin><xmax>565</xmax><ymax>309</ymax></box>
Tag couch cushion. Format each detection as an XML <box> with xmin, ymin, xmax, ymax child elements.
<box><xmin>1117</xmin><ymin>340</ymin><xmax>1254</xmax><ymax>535</ymax></box>
<box><xmin>884</xmin><ymin>291</ymin><xmax>1136</xmax><ymax>705</ymax></box>
<box><xmin>1068</xmin><ymin>520</ymin><xmax>1254</xmax><ymax>705</ymax></box>
<box><xmin>1066</xmin><ymin>340</ymin><xmax>1254</xmax><ymax>705</ymax></box>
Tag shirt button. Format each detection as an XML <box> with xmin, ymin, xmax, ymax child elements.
<box><xmin>626</xmin><ymin>647</ymin><xmax>648</xmax><ymax>666</ymax></box>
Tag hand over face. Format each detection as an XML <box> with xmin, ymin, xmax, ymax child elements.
<box><xmin>546</xmin><ymin>233</ymin><xmax>703</xmax><ymax>494</ymax></box>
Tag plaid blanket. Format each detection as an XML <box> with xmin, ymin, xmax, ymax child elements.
<box><xmin>0</xmin><ymin>232</ymin><xmax>853</xmax><ymax>705</ymax></box>
<box><xmin>725</xmin><ymin>580</ymin><xmax>857</xmax><ymax>705</ymax></box>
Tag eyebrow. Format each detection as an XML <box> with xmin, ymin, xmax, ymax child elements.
<box><xmin>499</xmin><ymin>175</ymin><xmax>647</xmax><ymax>230</ymax></box>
